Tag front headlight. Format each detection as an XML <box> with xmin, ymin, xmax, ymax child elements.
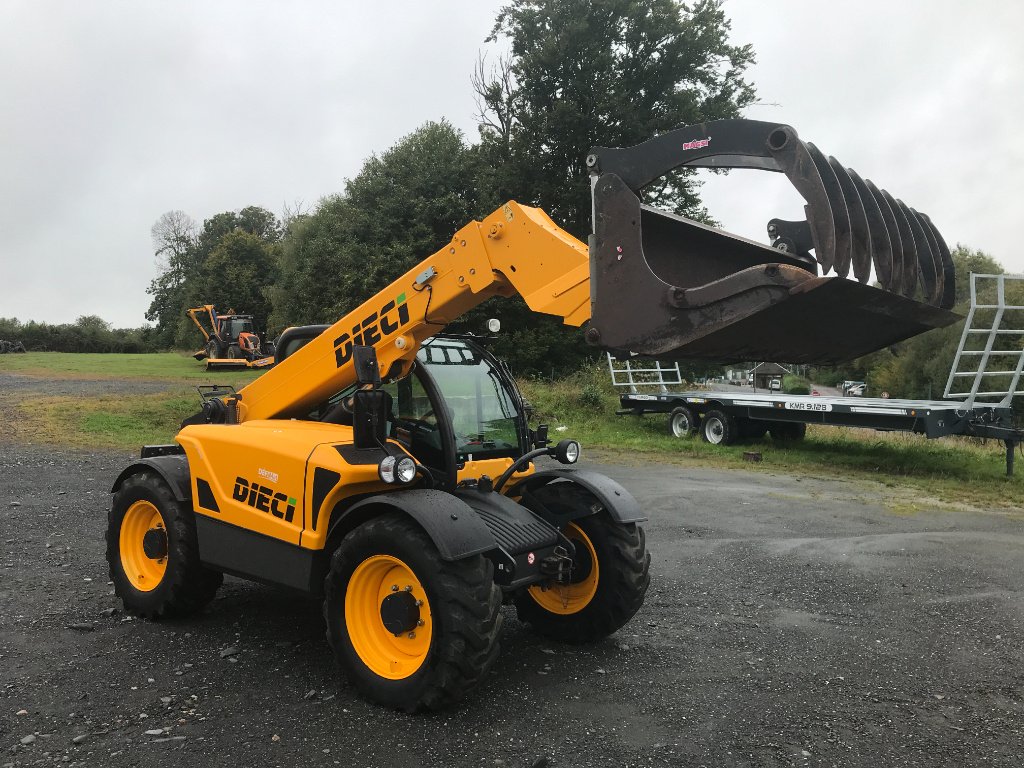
<box><xmin>554</xmin><ymin>439</ymin><xmax>581</xmax><ymax>464</ymax></box>
<box><xmin>395</xmin><ymin>456</ymin><xmax>417</xmax><ymax>484</ymax></box>
<box><xmin>378</xmin><ymin>455</ymin><xmax>418</xmax><ymax>484</ymax></box>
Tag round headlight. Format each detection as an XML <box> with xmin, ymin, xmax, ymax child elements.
<box><xmin>378</xmin><ymin>455</ymin><xmax>397</xmax><ymax>483</ymax></box>
<box><xmin>395</xmin><ymin>456</ymin><xmax>417</xmax><ymax>484</ymax></box>
<box><xmin>554</xmin><ymin>438</ymin><xmax>581</xmax><ymax>464</ymax></box>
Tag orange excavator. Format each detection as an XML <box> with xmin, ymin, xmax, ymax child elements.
<box><xmin>186</xmin><ymin>305</ymin><xmax>275</xmax><ymax>370</ymax></box>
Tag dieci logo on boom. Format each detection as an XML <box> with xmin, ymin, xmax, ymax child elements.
<box><xmin>232</xmin><ymin>476</ymin><xmax>297</xmax><ymax>522</ymax></box>
<box><xmin>334</xmin><ymin>293</ymin><xmax>410</xmax><ymax>367</ymax></box>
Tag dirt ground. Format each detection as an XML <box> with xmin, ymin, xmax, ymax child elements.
<box><xmin>2</xmin><ymin>403</ymin><xmax>1024</xmax><ymax>766</ymax></box>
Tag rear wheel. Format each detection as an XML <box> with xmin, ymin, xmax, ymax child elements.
<box><xmin>106</xmin><ymin>472</ymin><xmax>222</xmax><ymax>619</ymax></box>
<box><xmin>667</xmin><ymin>406</ymin><xmax>698</xmax><ymax>438</ymax></box>
<box><xmin>205</xmin><ymin>340</ymin><xmax>221</xmax><ymax>360</ymax></box>
<box><xmin>701</xmin><ymin>409</ymin><xmax>737</xmax><ymax>445</ymax></box>
<box><xmin>323</xmin><ymin>514</ymin><xmax>503</xmax><ymax>712</ymax></box>
<box><xmin>226</xmin><ymin>343</ymin><xmax>242</xmax><ymax>359</ymax></box>
<box><xmin>515</xmin><ymin>513</ymin><xmax>650</xmax><ymax>643</ymax></box>
<box><xmin>769</xmin><ymin>421</ymin><xmax>807</xmax><ymax>441</ymax></box>
<box><xmin>736</xmin><ymin>417</ymin><xmax>769</xmax><ymax>439</ymax></box>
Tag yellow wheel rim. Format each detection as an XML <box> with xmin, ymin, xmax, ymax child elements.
<box><xmin>345</xmin><ymin>555</ymin><xmax>432</xmax><ymax>680</ymax></box>
<box><xmin>528</xmin><ymin>522</ymin><xmax>599</xmax><ymax>615</ymax></box>
<box><xmin>119</xmin><ymin>500</ymin><xmax>167</xmax><ymax>592</ymax></box>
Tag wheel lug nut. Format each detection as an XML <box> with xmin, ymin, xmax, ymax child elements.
<box><xmin>390</xmin><ymin>585</ymin><xmax>398</xmax><ymax>592</ymax></box>
<box><xmin>414</xmin><ymin>600</ymin><xmax>423</xmax><ymax>607</ymax></box>
<box><xmin>404</xmin><ymin>585</ymin><xmax>413</xmax><ymax>592</ymax></box>
<box><xmin>417</xmin><ymin>620</ymin><xmax>424</xmax><ymax>627</ymax></box>
<box><xmin>407</xmin><ymin>632</ymin><xmax>416</xmax><ymax>639</ymax></box>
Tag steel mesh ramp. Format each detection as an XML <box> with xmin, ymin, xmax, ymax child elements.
<box><xmin>944</xmin><ymin>273</ymin><xmax>1024</xmax><ymax>407</ymax></box>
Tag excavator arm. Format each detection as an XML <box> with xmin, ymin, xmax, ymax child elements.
<box><xmin>186</xmin><ymin>305</ymin><xmax>218</xmax><ymax>344</ymax></box>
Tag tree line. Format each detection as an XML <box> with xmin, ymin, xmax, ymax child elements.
<box><xmin>142</xmin><ymin>0</ymin><xmax>756</xmax><ymax>376</ymax></box>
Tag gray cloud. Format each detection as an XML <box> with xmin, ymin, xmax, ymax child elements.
<box><xmin>1</xmin><ymin>0</ymin><xmax>1020</xmax><ymax>327</ymax></box>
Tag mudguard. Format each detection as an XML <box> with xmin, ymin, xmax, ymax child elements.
<box><xmin>333</xmin><ymin>489</ymin><xmax>496</xmax><ymax>562</ymax></box>
<box><xmin>506</xmin><ymin>468</ymin><xmax>645</xmax><ymax>526</ymax></box>
<box><xmin>111</xmin><ymin>455</ymin><xmax>192</xmax><ymax>502</ymax></box>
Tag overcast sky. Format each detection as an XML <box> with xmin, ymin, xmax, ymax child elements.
<box><xmin>1</xmin><ymin>0</ymin><xmax>1021</xmax><ymax>327</ymax></box>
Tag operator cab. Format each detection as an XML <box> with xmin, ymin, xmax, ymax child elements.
<box><xmin>317</xmin><ymin>336</ymin><xmax>534</xmax><ymax>489</ymax></box>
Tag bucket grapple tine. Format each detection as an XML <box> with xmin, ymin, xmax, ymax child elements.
<box><xmin>919</xmin><ymin>211</ymin><xmax>956</xmax><ymax>309</ymax></box>
<box><xmin>805</xmin><ymin>142</ymin><xmax>852</xmax><ymax>277</ymax></box>
<box><xmin>908</xmin><ymin>205</ymin><xmax>945</xmax><ymax>306</ymax></box>
<box><xmin>896</xmin><ymin>197</ymin><xmax>938</xmax><ymax>304</ymax></box>
<box><xmin>827</xmin><ymin>155</ymin><xmax>873</xmax><ymax>283</ymax></box>
<box><xmin>847</xmin><ymin>168</ymin><xmax>894</xmax><ymax>292</ymax></box>
<box><xmin>584</xmin><ymin>118</ymin><xmax>959</xmax><ymax>364</ymax></box>
<box><xmin>866</xmin><ymin>179</ymin><xmax>907</xmax><ymax>296</ymax></box>
<box><xmin>763</xmin><ymin>128</ymin><xmax>836</xmax><ymax>274</ymax></box>
<box><xmin>878</xmin><ymin>187</ymin><xmax>919</xmax><ymax>298</ymax></box>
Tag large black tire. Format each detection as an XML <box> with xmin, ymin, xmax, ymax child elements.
<box><xmin>667</xmin><ymin>406</ymin><xmax>698</xmax><ymax>438</ymax></box>
<box><xmin>106</xmin><ymin>471</ymin><xmax>222</xmax><ymax>619</ymax></box>
<box><xmin>205</xmin><ymin>339</ymin><xmax>221</xmax><ymax>360</ymax></box>
<box><xmin>736</xmin><ymin>417</ymin><xmax>769</xmax><ymax>439</ymax></box>
<box><xmin>700</xmin><ymin>408</ymin><xmax>737</xmax><ymax>445</ymax></box>
<box><xmin>226</xmin><ymin>343</ymin><xmax>242</xmax><ymax>360</ymax></box>
<box><xmin>769</xmin><ymin>421</ymin><xmax>807</xmax><ymax>441</ymax></box>
<box><xmin>515</xmin><ymin>512</ymin><xmax>650</xmax><ymax>644</ymax></box>
<box><xmin>323</xmin><ymin>513</ymin><xmax>503</xmax><ymax>712</ymax></box>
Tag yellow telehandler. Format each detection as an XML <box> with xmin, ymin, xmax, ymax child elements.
<box><xmin>109</xmin><ymin>120</ymin><xmax>956</xmax><ymax>711</ymax></box>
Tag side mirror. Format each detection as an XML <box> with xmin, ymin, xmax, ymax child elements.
<box><xmin>353</xmin><ymin>345</ymin><xmax>382</xmax><ymax>387</ymax></box>
<box><xmin>532</xmin><ymin>424</ymin><xmax>550</xmax><ymax>448</ymax></box>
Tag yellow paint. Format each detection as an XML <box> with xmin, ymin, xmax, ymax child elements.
<box><xmin>345</xmin><ymin>555</ymin><xmax>432</xmax><ymax>679</ymax></box>
<box><xmin>119</xmin><ymin>500</ymin><xmax>167</xmax><ymax>592</ymax></box>
<box><xmin>528</xmin><ymin>522</ymin><xmax>599</xmax><ymax>614</ymax></box>
<box><xmin>233</xmin><ymin>201</ymin><xmax>590</xmax><ymax>423</ymax></box>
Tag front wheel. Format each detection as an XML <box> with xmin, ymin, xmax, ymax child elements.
<box><xmin>106</xmin><ymin>471</ymin><xmax>222</xmax><ymax>619</ymax></box>
<box><xmin>323</xmin><ymin>514</ymin><xmax>503</xmax><ymax>712</ymax></box>
<box><xmin>515</xmin><ymin>513</ymin><xmax>650</xmax><ymax>644</ymax></box>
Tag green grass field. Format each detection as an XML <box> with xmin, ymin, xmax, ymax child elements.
<box><xmin>0</xmin><ymin>351</ymin><xmax>265</xmax><ymax>382</ymax></box>
<box><xmin>2</xmin><ymin>352</ymin><xmax>1021</xmax><ymax>508</ymax></box>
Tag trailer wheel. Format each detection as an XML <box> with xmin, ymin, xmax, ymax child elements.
<box><xmin>667</xmin><ymin>406</ymin><xmax>698</xmax><ymax>438</ymax></box>
<box><xmin>323</xmin><ymin>513</ymin><xmax>503</xmax><ymax>712</ymax></box>
<box><xmin>736</xmin><ymin>418</ymin><xmax>769</xmax><ymax>439</ymax></box>
<box><xmin>701</xmin><ymin>409</ymin><xmax>737</xmax><ymax>445</ymax></box>
<box><xmin>769</xmin><ymin>422</ymin><xmax>807</xmax><ymax>441</ymax></box>
<box><xmin>106</xmin><ymin>471</ymin><xmax>222</xmax><ymax>619</ymax></box>
<box><xmin>515</xmin><ymin>513</ymin><xmax>650</xmax><ymax>644</ymax></box>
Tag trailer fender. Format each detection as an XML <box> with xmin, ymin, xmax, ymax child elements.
<box><xmin>329</xmin><ymin>490</ymin><xmax>496</xmax><ymax>562</ymax></box>
<box><xmin>506</xmin><ymin>468</ymin><xmax>645</xmax><ymax>526</ymax></box>
<box><xmin>111</xmin><ymin>454</ymin><xmax>192</xmax><ymax>502</ymax></box>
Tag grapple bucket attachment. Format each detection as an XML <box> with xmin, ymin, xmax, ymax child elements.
<box><xmin>584</xmin><ymin>120</ymin><xmax>959</xmax><ymax>364</ymax></box>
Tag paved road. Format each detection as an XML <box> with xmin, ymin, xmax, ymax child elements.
<box><xmin>2</xmin><ymin>446</ymin><xmax>1023</xmax><ymax>767</ymax></box>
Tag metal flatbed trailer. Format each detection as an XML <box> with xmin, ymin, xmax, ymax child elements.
<box><xmin>616</xmin><ymin>389</ymin><xmax>1021</xmax><ymax>474</ymax></box>
<box><xmin>610</xmin><ymin>272</ymin><xmax>1024</xmax><ymax>475</ymax></box>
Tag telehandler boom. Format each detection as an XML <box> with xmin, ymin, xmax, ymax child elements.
<box><xmin>108</xmin><ymin>120</ymin><xmax>955</xmax><ymax>711</ymax></box>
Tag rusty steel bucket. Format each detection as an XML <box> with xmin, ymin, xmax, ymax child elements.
<box><xmin>584</xmin><ymin>119</ymin><xmax>959</xmax><ymax>364</ymax></box>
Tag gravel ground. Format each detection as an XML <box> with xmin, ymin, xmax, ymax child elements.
<box><xmin>2</xmin><ymin>442</ymin><xmax>1024</xmax><ymax>767</ymax></box>
<box><xmin>0</xmin><ymin>372</ymin><xmax>178</xmax><ymax>398</ymax></box>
